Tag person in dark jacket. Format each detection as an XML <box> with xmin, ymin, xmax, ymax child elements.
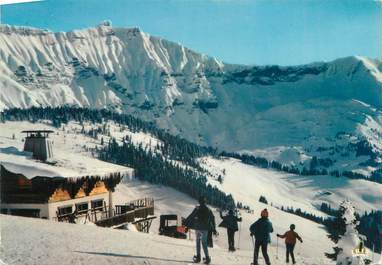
<box><xmin>250</xmin><ymin>208</ymin><xmax>273</xmax><ymax>265</ymax></box>
<box><xmin>219</xmin><ymin>209</ymin><xmax>242</xmax><ymax>251</ymax></box>
<box><xmin>277</xmin><ymin>224</ymin><xmax>303</xmax><ymax>264</ymax></box>
<box><xmin>185</xmin><ymin>197</ymin><xmax>216</xmax><ymax>264</ymax></box>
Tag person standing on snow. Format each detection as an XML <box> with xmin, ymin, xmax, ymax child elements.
<box><xmin>185</xmin><ymin>197</ymin><xmax>217</xmax><ymax>264</ymax></box>
<box><xmin>277</xmin><ymin>224</ymin><xmax>303</xmax><ymax>264</ymax></box>
<box><xmin>250</xmin><ymin>208</ymin><xmax>273</xmax><ymax>265</ymax></box>
<box><xmin>219</xmin><ymin>209</ymin><xmax>242</xmax><ymax>251</ymax></box>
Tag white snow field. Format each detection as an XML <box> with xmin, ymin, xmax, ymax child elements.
<box><xmin>201</xmin><ymin>157</ymin><xmax>382</xmax><ymax>215</ymax></box>
<box><xmin>2</xmin><ymin>180</ymin><xmax>381</xmax><ymax>265</ymax></box>
<box><xmin>0</xmin><ymin>209</ymin><xmax>337</xmax><ymax>265</ymax></box>
<box><xmin>0</xmin><ymin>214</ymin><xmax>253</xmax><ymax>265</ymax></box>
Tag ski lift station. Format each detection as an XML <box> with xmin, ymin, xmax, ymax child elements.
<box><xmin>0</xmin><ymin>129</ymin><xmax>156</xmax><ymax>231</ymax></box>
<box><xmin>22</xmin><ymin>130</ymin><xmax>54</xmax><ymax>162</ymax></box>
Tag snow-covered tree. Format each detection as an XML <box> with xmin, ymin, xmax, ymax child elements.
<box><xmin>335</xmin><ymin>201</ymin><xmax>366</xmax><ymax>265</ymax></box>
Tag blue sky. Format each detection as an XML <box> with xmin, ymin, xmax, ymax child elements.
<box><xmin>2</xmin><ymin>0</ymin><xmax>382</xmax><ymax>65</ymax></box>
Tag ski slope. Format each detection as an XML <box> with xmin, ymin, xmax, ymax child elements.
<box><xmin>2</xmin><ymin>179</ymin><xmax>381</xmax><ymax>265</ymax></box>
<box><xmin>0</xmin><ymin>214</ymin><xmax>253</xmax><ymax>265</ymax></box>
<box><xmin>201</xmin><ymin>157</ymin><xmax>382</xmax><ymax>215</ymax></box>
<box><xmin>0</xmin><ymin>185</ymin><xmax>333</xmax><ymax>265</ymax></box>
<box><xmin>114</xmin><ymin>179</ymin><xmax>334</xmax><ymax>263</ymax></box>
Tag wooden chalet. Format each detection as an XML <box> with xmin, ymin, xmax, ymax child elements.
<box><xmin>0</xmin><ymin>129</ymin><xmax>155</xmax><ymax>232</ymax></box>
<box><xmin>0</xmin><ymin>164</ymin><xmax>122</xmax><ymax>220</ymax></box>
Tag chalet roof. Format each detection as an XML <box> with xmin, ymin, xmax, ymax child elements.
<box><xmin>21</xmin><ymin>130</ymin><xmax>54</xmax><ymax>138</ymax></box>
<box><xmin>21</xmin><ymin>130</ymin><xmax>54</xmax><ymax>133</ymax></box>
<box><xmin>1</xmin><ymin>161</ymin><xmax>65</xmax><ymax>179</ymax></box>
<box><xmin>0</xmin><ymin>146</ymin><xmax>133</xmax><ymax>180</ymax></box>
<box><xmin>0</xmin><ymin>157</ymin><xmax>132</xmax><ymax>180</ymax></box>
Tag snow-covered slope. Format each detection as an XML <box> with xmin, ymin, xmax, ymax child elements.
<box><xmin>201</xmin><ymin>157</ymin><xmax>382</xmax><ymax>215</ymax></box>
<box><xmin>0</xmin><ymin>209</ymin><xmax>333</xmax><ymax>265</ymax></box>
<box><xmin>115</xmin><ymin>180</ymin><xmax>334</xmax><ymax>261</ymax></box>
<box><xmin>1</xmin><ymin>23</ymin><xmax>382</xmax><ymax>174</ymax></box>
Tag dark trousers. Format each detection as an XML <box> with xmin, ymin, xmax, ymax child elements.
<box><xmin>253</xmin><ymin>240</ymin><xmax>271</xmax><ymax>265</ymax></box>
<box><xmin>286</xmin><ymin>243</ymin><xmax>296</xmax><ymax>263</ymax></box>
<box><xmin>208</xmin><ymin>230</ymin><xmax>213</xmax><ymax>248</ymax></box>
<box><xmin>227</xmin><ymin>229</ymin><xmax>235</xmax><ymax>249</ymax></box>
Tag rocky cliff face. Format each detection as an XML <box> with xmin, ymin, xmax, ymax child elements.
<box><xmin>1</xmin><ymin>23</ymin><xmax>382</xmax><ymax>173</ymax></box>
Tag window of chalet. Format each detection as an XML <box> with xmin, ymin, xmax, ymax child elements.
<box><xmin>75</xmin><ymin>202</ymin><xmax>88</xmax><ymax>213</ymax></box>
<box><xmin>58</xmin><ymin>205</ymin><xmax>73</xmax><ymax>215</ymax></box>
<box><xmin>91</xmin><ymin>199</ymin><xmax>104</xmax><ymax>210</ymax></box>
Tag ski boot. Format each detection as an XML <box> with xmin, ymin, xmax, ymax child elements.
<box><xmin>203</xmin><ymin>256</ymin><xmax>211</xmax><ymax>264</ymax></box>
<box><xmin>193</xmin><ymin>255</ymin><xmax>201</xmax><ymax>263</ymax></box>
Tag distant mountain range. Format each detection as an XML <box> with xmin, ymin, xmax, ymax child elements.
<box><xmin>1</xmin><ymin>22</ymin><xmax>381</xmax><ymax>175</ymax></box>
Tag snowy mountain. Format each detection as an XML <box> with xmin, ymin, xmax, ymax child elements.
<box><xmin>1</xmin><ymin>22</ymin><xmax>382</xmax><ymax>174</ymax></box>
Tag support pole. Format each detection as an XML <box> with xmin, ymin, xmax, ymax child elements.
<box><xmin>109</xmin><ymin>190</ymin><xmax>113</xmax><ymax>218</ymax></box>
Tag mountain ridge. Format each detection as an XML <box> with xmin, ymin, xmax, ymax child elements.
<box><xmin>1</xmin><ymin>23</ymin><xmax>382</xmax><ymax>175</ymax></box>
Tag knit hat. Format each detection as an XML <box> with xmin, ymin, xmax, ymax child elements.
<box><xmin>261</xmin><ymin>208</ymin><xmax>269</xmax><ymax>218</ymax></box>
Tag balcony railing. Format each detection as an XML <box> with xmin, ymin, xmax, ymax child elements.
<box><xmin>54</xmin><ymin>198</ymin><xmax>155</xmax><ymax>228</ymax></box>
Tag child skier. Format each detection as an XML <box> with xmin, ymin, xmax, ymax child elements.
<box><xmin>277</xmin><ymin>224</ymin><xmax>303</xmax><ymax>264</ymax></box>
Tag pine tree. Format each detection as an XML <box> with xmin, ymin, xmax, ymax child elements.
<box><xmin>332</xmin><ymin>201</ymin><xmax>366</xmax><ymax>265</ymax></box>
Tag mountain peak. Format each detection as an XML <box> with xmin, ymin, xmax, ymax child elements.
<box><xmin>98</xmin><ymin>20</ymin><xmax>113</xmax><ymax>28</ymax></box>
<box><xmin>0</xmin><ymin>24</ymin><xmax>51</xmax><ymax>35</ymax></box>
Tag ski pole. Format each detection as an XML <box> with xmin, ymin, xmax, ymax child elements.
<box><xmin>251</xmin><ymin>235</ymin><xmax>255</xmax><ymax>248</ymax></box>
<box><xmin>297</xmin><ymin>240</ymin><xmax>301</xmax><ymax>255</ymax></box>
<box><xmin>276</xmin><ymin>236</ymin><xmax>279</xmax><ymax>260</ymax></box>
<box><xmin>238</xmin><ymin>221</ymin><xmax>242</xmax><ymax>249</ymax></box>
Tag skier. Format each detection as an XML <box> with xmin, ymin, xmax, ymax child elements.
<box><xmin>277</xmin><ymin>224</ymin><xmax>303</xmax><ymax>264</ymax></box>
<box><xmin>250</xmin><ymin>208</ymin><xmax>273</xmax><ymax>265</ymax></box>
<box><xmin>219</xmin><ymin>209</ymin><xmax>242</xmax><ymax>251</ymax></box>
<box><xmin>185</xmin><ymin>196</ymin><xmax>217</xmax><ymax>264</ymax></box>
